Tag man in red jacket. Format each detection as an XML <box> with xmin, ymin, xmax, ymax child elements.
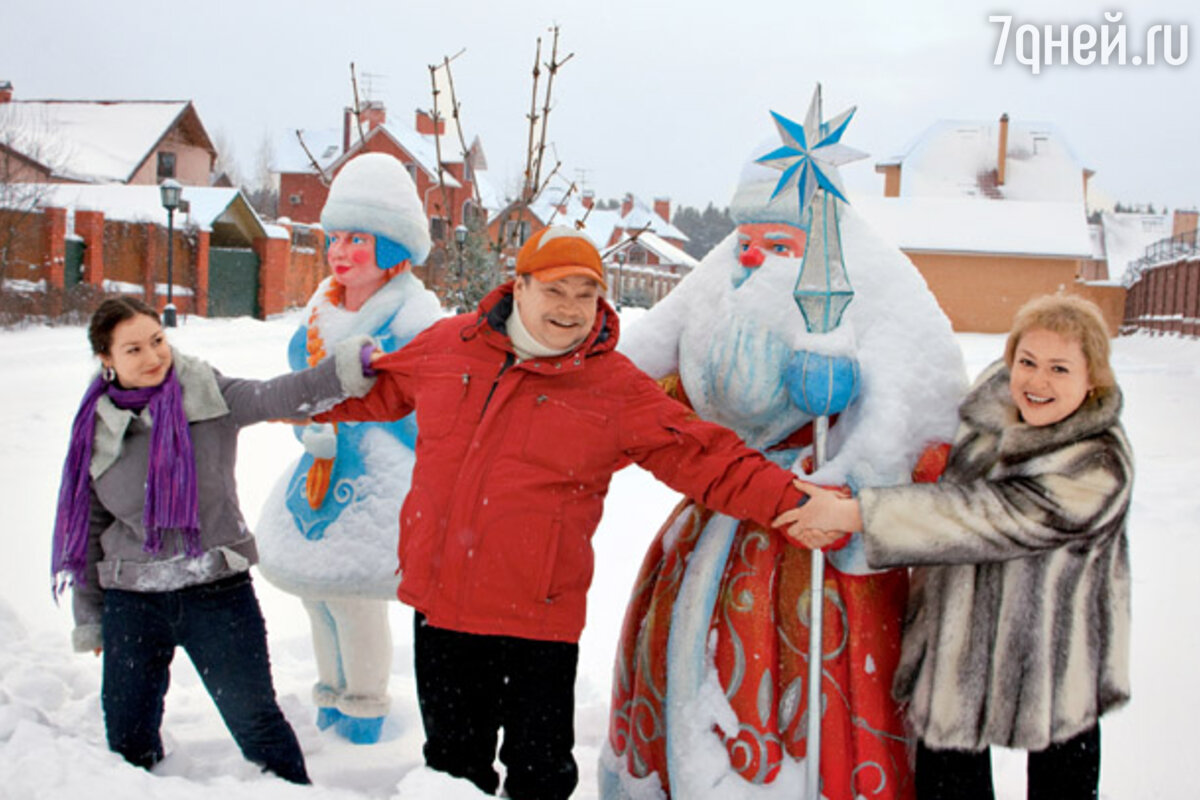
<box><xmin>320</xmin><ymin>225</ymin><xmax>813</xmax><ymax>799</ymax></box>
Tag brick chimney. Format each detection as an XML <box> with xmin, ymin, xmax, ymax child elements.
<box><xmin>654</xmin><ymin>197</ymin><xmax>671</xmax><ymax>224</ymax></box>
<box><xmin>997</xmin><ymin>112</ymin><xmax>1010</xmax><ymax>186</ymax></box>
<box><xmin>0</xmin><ymin>81</ymin><xmax>12</xmax><ymax>104</ymax></box>
<box><xmin>415</xmin><ymin>109</ymin><xmax>445</xmax><ymax>136</ymax></box>
<box><xmin>362</xmin><ymin>101</ymin><xmax>386</xmax><ymax>132</ymax></box>
<box><xmin>581</xmin><ymin>190</ymin><xmax>595</xmax><ymax>210</ymax></box>
<box><xmin>343</xmin><ymin>102</ymin><xmax>387</xmax><ymax>152</ymax></box>
<box><xmin>1173</xmin><ymin>209</ymin><xmax>1199</xmax><ymax>237</ymax></box>
<box><xmin>621</xmin><ymin>193</ymin><xmax>633</xmax><ymax>218</ymax></box>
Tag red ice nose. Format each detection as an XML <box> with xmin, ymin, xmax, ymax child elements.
<box><xmin>739</xmin><ymin>247</ymin><xmax>765</xmax><ymax>268</ymax></box>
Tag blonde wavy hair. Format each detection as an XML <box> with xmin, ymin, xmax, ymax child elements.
<box><xmin>1003</xmin><ymin>294</ymin><xmax>1116</xmax><ymax>395</ymax></box>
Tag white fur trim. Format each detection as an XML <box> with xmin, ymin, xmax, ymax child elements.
<box><xmin>336</xmin><ymin>692</ymin><xmax>392</xmax><ymax>718</ymax></box>
<box><xmin>332</xmin><ymin>335</ymin><xmax>376</xmax><ymax>398</ymax></box>
<box><xmin>312</xmin><ymin>683</ymin><xmax>341</xmax><ymax>707</ymax></box>
<box><xmin>301</xmin><ymin>424</ymin><xmax>338</xmax><ymax>459</ymax></box>
<box><xmin>305</xmin><ymin>272</ymin><xmax>443</xmax><ymax>349</ymax></box>
<box><xmin>729</xmin><ymin>135</ymin><xmax>810</xmax><ymax>228</ymax></box>
<box><xmin>321</xmin><ymin>153</ymin><xmax>432</xmax><ymax>265</ymax></box>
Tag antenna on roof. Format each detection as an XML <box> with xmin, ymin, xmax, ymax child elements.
<box><xmin>361</xmin><ymin>71</ymin><xmax>387</xmax><ymax>102</ymax></box>
<box><xmin>574</xmin><ymin>167</ymin><xmax>591</xmax><ymax>192</ymax></box>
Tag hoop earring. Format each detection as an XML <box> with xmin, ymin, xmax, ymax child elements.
<box><xmin>103</xmin><ymin>366</ymin><xmax>116</xmax><ymax>383</ymax></box>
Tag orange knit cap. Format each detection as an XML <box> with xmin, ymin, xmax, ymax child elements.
<box><xmin>515</xmin><ymin>226</ymin><xmax>607</xmax><ymax>289</ymax></box>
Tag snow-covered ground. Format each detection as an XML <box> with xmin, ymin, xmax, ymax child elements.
<box><xmin>1</xmin><ymin>311</ymin><xmax>1196</xmax><ymax>799</ymax></box>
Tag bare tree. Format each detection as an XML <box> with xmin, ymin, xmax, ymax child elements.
<box><xmin>209</xmin><ymin>129</ymin><xmax>243</xmax><ymax>187</ymax></box>
<box><xmin>418</xmin><ymin>25</ymin><xmax>575</xmax><ymax>310</ymax></box>
<box><xmin>476</xmin><ymin>24</ymin><xmax>576</xmax><ymax>265</ymax></box>
<box><xmin>245</xmin><ymin>130</ymin><xmax>279</xmax><ymax>219</ymax></box>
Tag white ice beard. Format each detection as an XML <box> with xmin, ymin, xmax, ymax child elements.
<box><xmin>680</xmin><ymin>253</ymin><xmax>815</xmax><ymax>450</ymax></box>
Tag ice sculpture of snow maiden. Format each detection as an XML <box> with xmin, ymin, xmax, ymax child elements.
<box><xmin>600</xmin><ymin>88</ymin><xmax>967</xmax><ymax>800</ymax></box>
<box><xmin>256</xmin><ymin>152</ymin><xmax>442</xmax><ymax>745</ymax></box>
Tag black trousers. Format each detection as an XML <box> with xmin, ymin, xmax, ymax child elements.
<box><xmin>413</xmin><ymin>611</ymin><xmax>579</xmax><ymax>800</ymax></box>
<box><xmin>915</xmin><ymin>724</ymin><xmax>1101</xmax><ymax>800</ymax></box>
<box><xmin>101</xmin><ymin>573</ymin><xmax>309</xmax><ymax>784</ymax></box>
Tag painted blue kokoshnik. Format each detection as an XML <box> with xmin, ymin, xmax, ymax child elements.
<box><xmin>282</xmin><ymin>310</ymin><xmax>417</xmax><ymax>541</ymax></box>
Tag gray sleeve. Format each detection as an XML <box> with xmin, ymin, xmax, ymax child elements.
<box><xmin>70</xmin><ymin>488</ymin><xmax>110</xmax><ymax>652</ymax></box>
<box><xmin>222</xmin><ymin>335</ymin><xmax>377</xmax><ymax>427</ymax></box>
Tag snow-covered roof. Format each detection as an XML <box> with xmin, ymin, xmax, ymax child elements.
<box><xmin>580</xmin><ymin>208</ymin><xmax>620</xmax><ymax>251</ymax></box>
<box><xmin>853</xmin><ymin>195</ymin><xmax>1093</xmax><ymax>258</ymax></box>
<box><xmin>519</xmin><ymin>186</ymin><xmax>688</xmax><ymax>248</ymax></box>
<box><xmin>1101</xmin><ymin>211</ymin><xmax>1171</xmax><ymax>280</ymax></box>
<box><xmin>515</xmin><ymin>188</ymin><xmax>617</xmax><ymax>248</ymax></box>
<box><xmin>278</xmin><ymin>123</ymin><xmax>464</xmax><ymax>189</ymax></box>
<box><xmin>272</xmin><ymin>127</ymin><xmax>343</xmax><ymax>174</ymax></box>
<box><xmin>471</xmin><ymin>169</ymin><xmax>506</xmax><ymax>214</ymax></box>
<box><xmin>612</xmin><ymin>230</ymin><xmax>699</xmax><ymax>269</ymax></box>
<box><xmin>374</xmin><ymin>123</ymin><xmax>459</xmax><ymax>186</ymax></box>
<box><xmin>618</xmin><ymin>194</ymin><xmax>689</xmax><ymax>241</ymax></box>
<box><xmin>881</xmin><ymin>118</ymin><xmax>1089</xmax><ymax>203</ymax></box>
<box><xmin>0</xmin><ymin>100</ymin><xmax>204</xmax><ymax>183</ymax></box>
<box><xmin>2</xmin><ymin>183</ymin><xmax>267</xmax><ymax>237</ymax></box>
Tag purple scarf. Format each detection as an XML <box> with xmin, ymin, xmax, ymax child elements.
<box><xmin>51</xmin><ymin>367</ymin><xmax>201</xmax><ymax>599</ymax></box>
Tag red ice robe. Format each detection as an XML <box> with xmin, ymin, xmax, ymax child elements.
<box><xmin>607</xmin><ymin>407</ymin><xmax>949</xmax><ymax>799</ymax></box>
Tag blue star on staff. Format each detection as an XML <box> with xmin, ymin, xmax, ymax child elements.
<box><xmin>755</xmin><ymin>84</ymin><xmax>868</xmax><ymax>220</ymax></box>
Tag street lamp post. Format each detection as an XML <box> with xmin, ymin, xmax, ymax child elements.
<box><xmin>159</xmin><ymin>179</ymin><xmax>183</xmax><ymax>327</ymax></box>
<box><xmin>454</xmin><ymin>223</ymin><xmax>468</xmax><ymax>280</ymax></box>
<box><xmin>614</xmin><ymin>252</ymin><xmax>625</xmax><ymax>311</ymax></box>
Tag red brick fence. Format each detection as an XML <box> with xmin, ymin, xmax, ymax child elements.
<box><xmin>1122</xmin><ymin>233</ymin><xmax>1200</xmax><ymax>338</ymax></box>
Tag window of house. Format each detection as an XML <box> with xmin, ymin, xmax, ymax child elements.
<box><xmin>405</xmin><ymin>163</ymin><xmax>419</xmax><ymax>184</ymax></box>
<box><xmin>430</xmin><ymin>217</ymin><xmax>449</xmax><ymax>241</ymax></box>
<box><xmin>289</xmin><ymin>194</ymin><xmax>303</xmax><ymax>206</ymax></box>
<box><xmin>504</xmin><ymin>220</ymin><xmax>531</xmax><ymax>246</ymax></box>
<box><xmin>463</xmin><ymin>201</ymin><xmax>485</xmax><ymax>227</ymax></box>
<box><xmin>157</xmin><ymin>152</ymin><xmax>177</xmax><ymax>180</ymax></box>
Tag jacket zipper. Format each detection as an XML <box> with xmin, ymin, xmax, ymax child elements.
<box><xmin>447</xmin><ymin>350</ymin><xmax>517</xmax><ymax>620</ymax></box>
<box><xmin>480</xmin><ymin>352</ymin><xmax>516</xmax><ymax>419</ymax></box>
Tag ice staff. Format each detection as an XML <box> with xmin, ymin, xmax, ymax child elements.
<box><xmin>756</xmin><ymin>83</ymin><xmax>863</xmax><ymax>798</ymax></box>
<box><xmin>794</xmin><ymin>187</ymin><xmax>854</xmax><ymax>799</ymax></box>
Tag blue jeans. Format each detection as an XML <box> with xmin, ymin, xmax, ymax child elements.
<box><xmin>101</xmin><ymin>572</ymin><xmax>309</xmax><ymax>784</ymax></box>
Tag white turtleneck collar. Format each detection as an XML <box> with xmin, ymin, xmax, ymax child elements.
<box><xmin>507</xmin><ymin>299</ymin><xmax>575</xmax><ymax>362</ymax></box>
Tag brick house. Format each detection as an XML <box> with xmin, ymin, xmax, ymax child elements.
<box><xmin>0</xmin><ymin>84</ymin><xmax>298</xmax><ymax>320</ymax></box>
<box><xmin>488</xmin><ymin>187</ymin><xmax>697</xmax><ymax>306</ymax></box>
<box><xmin>859</xmin><ymin>113</ymin><xmax>1125</xmax><ymax>333</ymax></box>
<box><xmin>0</xmin><ymin>182</ymin><xmax>328</xmax><ymax>319</ymax></box>
<box><xmin>0</xmin><ymin>85</ymin><xmax>216</xmax><ymax>187</ymax></box>
<box><xmin>274</xmin><ymin>103</ymin><xmax>503</xmax><ymax>289</ymax></box>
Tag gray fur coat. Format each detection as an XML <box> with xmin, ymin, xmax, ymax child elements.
<box><xmin>859</xmin><ymin>359</ymin><xmax>1133</xmax><ymax>751</ymax></box>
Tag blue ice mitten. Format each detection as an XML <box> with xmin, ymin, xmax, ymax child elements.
<box><xmin>783</xmin><ymin>350</ymin><xmax>860</xmax><ymax>416</ymax></box>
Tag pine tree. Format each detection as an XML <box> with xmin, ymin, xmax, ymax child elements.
<box><xmin>673</xmin><ymin>202</ymin><xmax>734</xmax><ymax>259</ymax></box>
<box><xmin>444</xmin><ymin>215</ymin><xmax>502</xmax><ymax>313</ymax></box>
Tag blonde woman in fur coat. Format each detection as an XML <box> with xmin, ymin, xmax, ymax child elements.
<box><xmin>778</xmin><ymin>295</ymin><xmax>1133</xmax><ymax>800</ymax></box>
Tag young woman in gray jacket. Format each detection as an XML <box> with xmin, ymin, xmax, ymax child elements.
<box><xmin>776</xmin><ymin>295</ymin><xmax>1133</xmax><ymax>800</ymax></box>
<box><xmin>51</xmin><ymin>297</ymin><xmax>376</xmax><ymax>783</ymax></box>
